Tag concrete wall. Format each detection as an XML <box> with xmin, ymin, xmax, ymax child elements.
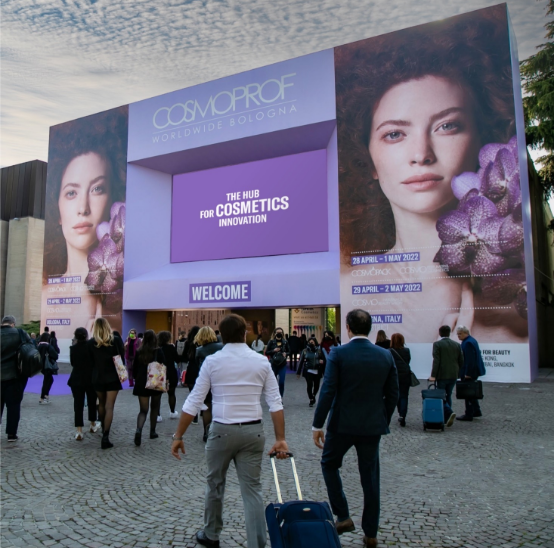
<box><xmin>3</xmin><ymin>217</ymin><xmax>44</xmax><ymax>324</ymax></box>
<box><xmin>0</xmin><ymin>220</ymin><xmax>8</xmax><ymax>318</ymax></box>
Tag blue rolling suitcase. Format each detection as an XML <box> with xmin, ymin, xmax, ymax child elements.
<box><xmin>265</xmin><ymin>452</ymin><xmax>341</xmax><ymax>548</ymax></box>
<box><xmin>421</xmin><ymin>383</ymin><xmax>445</xmax><ymax>431</ymax></box>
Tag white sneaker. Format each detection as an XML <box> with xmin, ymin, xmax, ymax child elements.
<box><xmin>75</xmin><ymin>432</ymin><xmax>84</xmax><ymax>441</ymax></box>
<box><xmin>39</xmin><ymin>399</ymin><xmax>50</xmax><ymax>405</ymax></box>
<box><xmin>95</xmin><ymin>421</ymin><xmax>102</xmax><ymax>429</ymax></box>
<box><xmin>90</xmin><ymin>422</ymin><xmax>99</xmax><ymax>433</ymax></box>
<box><xmin>169</xmin><ymin>411</ymin><xmax>179</xmax><ymax>419</ymax></box>
<box><xmin>157</xmin><ymin>415</ymin><xmax>163</xmax><ymax>423</ymax></box>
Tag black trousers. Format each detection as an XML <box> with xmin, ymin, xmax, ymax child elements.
<box><xmin>70</xmin><ymin>386</ymin><xmax>98</xmax><ymax>427</ymax></box>
<box><xmin>41</xmin><ymin>371</ymin><xmax>54</xmax><ymax>399</ymax></box>
<box><xmin>290</xmin><ymin>352</ymin><xmax>299</xmax><ymax>370</ymax></box>
<box><xmin>1</xmin><ymin>378</ymin><xmax>26</xmax><ymax>436</ymax></box>
<box><xmin>321</xmin><ymin>431</ymin><xmax>381</xmax><ymax>538</ymax></box>
<box><xmin>305</xmin><ymin>373</ymin><xmax>321</xmax><ymax>401</ymax></box>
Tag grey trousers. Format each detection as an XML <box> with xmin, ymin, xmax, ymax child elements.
<box><xmin>204</xmin><ymin>421</ymin><xmax>266</xmax><ymax>547</ymax></box>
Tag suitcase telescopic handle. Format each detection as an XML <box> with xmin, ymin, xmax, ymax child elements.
<box><xmin>269</xmin><ymin>453</ymin><xmax>303</xmax><ymax>503</ymax></box>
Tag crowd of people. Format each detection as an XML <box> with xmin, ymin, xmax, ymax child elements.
<box><xmin>1</xmin><ymin>310</ymin><xmax>486</xmax><ymax>547</ymax></box>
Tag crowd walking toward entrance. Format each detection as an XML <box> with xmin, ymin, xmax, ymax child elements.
<box><xmin>1</xmin><ymin>309</ymin><xmax>487</xmax><ymax>547</ymax></box>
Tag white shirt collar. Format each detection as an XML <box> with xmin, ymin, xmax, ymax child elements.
<box><xmin>350</xmin><ymin>335</ymin><xmax>369</xmax><ymax>340</ymax></box>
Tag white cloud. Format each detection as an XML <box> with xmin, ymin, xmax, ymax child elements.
<box><xmin>1</xmin><ymin>0</ymin><xmax>550</xmax><ymax>166</ymax></box>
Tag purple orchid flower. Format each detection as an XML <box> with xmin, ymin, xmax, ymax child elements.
<box><xmin>499</xmin><ymin>203</ymin><xmax>524</xmax><ymax>255</ymax></box>
<box><xmin>451</xmin><ymin>171</ymin><xmax>481</xmax><ymax>201</ymax></box>
<box><xmin>480</xmin><ymin>268</ymin><xmax>527</xmax><ymax>319</ymax></box>
<box><xmin>478</xmin><ymin>135</ymin><xmax>518</xmax><ymax>169</ymax></box>
<box><xmin>480</xmin><ymin>147</ymin><xmax>521</xmax><ymax>217</ymax></box>
<box><xmin>434</xmin><ymin>195</ymin><xmax>508</xmax><ymax>276</ymax></box>
<box><xmin>110</xmin><ymin>204</ymin><xmax>125</xmax><ymax>254</ymax></box>
<box><xmin>96</xmin><ymin>222</ymin><xmax>110</xmax><ymax>241</ymax></box>
<box><xmin>85</xmin><ymin>238</ymin><xmax>122</xmax><ymax>294</ymax></box>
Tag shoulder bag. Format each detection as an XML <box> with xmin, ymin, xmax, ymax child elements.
<box><xmin>112</xmin><ymin>350</ymin><xmax>128</xmax><ymax>383</ymax></box>
<box><xmin>390</xmin><ymin>348</ymin><xmax>420</xmax><ymax>387</ymax></box>
<box><xmin>145</xmin><ymin>350</ymin><xmax>168</xmax><ymax>392</ymax></box>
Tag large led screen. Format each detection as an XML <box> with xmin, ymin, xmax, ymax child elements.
<box><xmin>171</xmin><ymin>150</ymin><xmax>329</xmax><ymax>263</ymax></box>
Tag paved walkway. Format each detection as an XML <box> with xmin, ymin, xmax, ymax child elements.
<box><xmin>2</xmin><ymin>369</ymin><xmax>554</xmax><ymax>548</ymax></box>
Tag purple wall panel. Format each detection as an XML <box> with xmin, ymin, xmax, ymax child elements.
<box><xmin>171</xmin><ymin>150</ymin><xmax>329</xmax><ymax>263</ymax></box>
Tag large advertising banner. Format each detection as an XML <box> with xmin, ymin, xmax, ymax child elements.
<box><xmin>336</xmin><ymin>6</ymin><xmax>533</xmax><ymax>381</ymax></box>
<box><xmin>41</xmin><ymin>107</ymin><xmax>128</xmax><ymax>356</ymax></box>
<box><xmin>171</xmin><ymin>150</ymin><xmax>328</xmax><ymax>262</ymax></box>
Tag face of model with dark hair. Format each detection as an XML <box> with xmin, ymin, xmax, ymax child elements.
<box><xmin>368</xmin><ymin>76</ymin><xmax>480</xmax><ymax>215</ymax></box>
<box><xmin>58</xmin><ymin>152</ymin><xmax>111</xmax><ymax>253</ymax></box>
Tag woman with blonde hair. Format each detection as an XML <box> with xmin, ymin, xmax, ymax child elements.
<box><xmin>87</xmin><ymin>317</ymin><xmax>124</xmax><ymax>449</ymax></box>
<box><xmin>194</xmin><ymin>326</ymin><xmax>223</xmax><ymax>441</ymax></box>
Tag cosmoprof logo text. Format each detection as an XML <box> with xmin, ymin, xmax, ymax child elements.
<box><xmin>153</xmin><ymin>74</ymin><xmax>296</xmax><ymax>130</ymax></box>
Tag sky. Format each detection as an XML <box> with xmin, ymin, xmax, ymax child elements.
<box><xmin>1</xmin><ymin>0</ymin><xmax>551</xmax><ymax>173</ymax></box>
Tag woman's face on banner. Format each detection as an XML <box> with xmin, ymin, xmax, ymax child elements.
<box><xmin>58</xmin><ymin>152</ymin><xmax>111</xmax><ymax>252</ymax></box>
<box><xmin>368</xmin><ymin>76</ymin><xmax>480</xmax><ymax>215</ymax></box>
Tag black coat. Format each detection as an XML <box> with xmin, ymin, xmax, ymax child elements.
<box><xmin>297</xmin><ymin>346</ymin><xmax>327</xmax><ymax>378</ymax></box>
<box><xmin>87</xmin><ymin>338</ymin><xmax>124</xmax><ymax>387</ymax></box>
<box><xmin>68</xmin><ymin>340</ymin><xmax>95</xmax><ymax>388</ymax></box>
<box><xmin>389</xmin><ymin>347</ymin><xmax>412</xmax><ymax>386</ymax></box>
<box><xmin>196</xmin><ymin>341</ymin><xmax>224</xmax><ymax>370</ymax></box>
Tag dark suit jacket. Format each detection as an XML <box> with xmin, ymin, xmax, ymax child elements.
<box><xmin>431</xmin><ymin>338</ymin><xmax>464</xmax><ymax>380</ymax></box>
<box><xmin>460</xmin><ymin>336</ymin><xmax>486</xmax><ymax>379</ymax></box>
<box><xmin>312</xmin><ymin>338</ymin><xmax>399</xmax><ymax>437</ymax></box>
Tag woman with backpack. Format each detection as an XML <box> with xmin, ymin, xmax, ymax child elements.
<box><xmin>38</xmin><ymin>333</ymin><xmax>59</xmax><ymax>405</ymax></box>
<box><xmin>296</xmin><ymin>336</ymin><xmax>327</xmax><ymax>407</ymax></box>
<box><xmin>132</xmin><ymin>330</ymin><xmax>166</xmax><ymax>446</ymax></box>
<box><xmin>157</xmin><ymin>330</ymin><xmax>179</xmax><ymax>420</ymax></box>
<box><xmin>388</xmin><ymin>333</ymin><xmax>412</xmax><ymax>427</ymax></box>
<box><xmin>87</xmin><ymin>317</ymin><xmax>124</xmax><ymax>449</ymax></box>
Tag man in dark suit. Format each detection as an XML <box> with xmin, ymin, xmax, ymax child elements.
<box><xmin>288</xmin><ymin>330</ymin><xmax>301</xmax><ymax>371</ymax></box>
<box><xmin>312</xmin><ymin>309</ymin><xmax>398</xmax><ymax>547</ymax></box>
<box><xmin>429</xmin><ymin>325</ymin><xmax>464</xmax><ymax>427</ymax></box>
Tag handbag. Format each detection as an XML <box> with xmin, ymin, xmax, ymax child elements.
<box><xmin>43</xmin><ymin>356</ymin><xmax>59</xmax><ymax>373</ymax></box>
<box><xmin>390</xmin><ymin>348</ymin><xmax>419</xmax><ymax>386</ymax></box>
<box><xmin>112</xmin><ymin>354</ymin><xmax>128</xmax><ymax>383</ymax></box>
<box><xmin>145</xmin><ymin>361</ymin><xmax>168</xmax><ymax>392</ymax></box>
<box><xmin>270</xmin><ymin>350</ymin><xmax>287</xmax><ymax>374</ymax></box>
<box><xmin>456</xmin><ymin>380</ymin><xmax>484</xmax><ymax>400</ymax></box>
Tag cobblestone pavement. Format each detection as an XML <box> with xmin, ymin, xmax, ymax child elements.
<box><xmin>2</xmin><ymin>368</ymin><xmax>554</xmax><ymax>548</ymax></box>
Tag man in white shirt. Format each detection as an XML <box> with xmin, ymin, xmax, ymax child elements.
<box><xmin>171</xmin><ymin>314</ymin><xmax>289</xmax><ymax>548</ymax></box>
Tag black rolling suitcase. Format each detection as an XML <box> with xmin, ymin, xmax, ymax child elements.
<box><xmin>265</xmin><ymin>452</ymin><xmax>341</xmax><ymax>548</ymax></box>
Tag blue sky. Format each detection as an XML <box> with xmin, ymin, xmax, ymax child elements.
<box><xmin>1</xmin><ymin>0</ymin><xmax>551</xmax><ymax>172</ymax></box>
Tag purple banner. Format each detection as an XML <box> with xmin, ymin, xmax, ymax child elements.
<box><xmin>171</xmin><ymin>150</ymin><xmax>328</xmax><ymax>262</ymax></box>
<box><xmin>190</xmin><ymin>281</ymin><xmax>251</xmax><ymax>303</ymax></box>
<box><xmin>128</xmin><ymin>50</ymin><xmax>335</xmax><ymax>161</ymax></box>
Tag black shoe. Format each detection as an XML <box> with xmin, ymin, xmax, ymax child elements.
<box><xmin>101</xmin><ymin>439</ymin><xmax>113</xmax><ymax>449</ymax></box>
<box><xmin>196</xmin><ymin>529</ymin><xmax>220</xmax><ymax>547</ymax></box>
<box><xmin>7</xmin><ymin>435</ymin><xmax>18</xmax><ymax>442</ymax></box>
<box><xmin>203</xmin><ymin>433</ymin><xmax>208</xmax><ymax>443</ymax></box>
<box><xmin>473</xmin><ymin>411</ymin><xmax>483</xmax><ymax>418</ymax></box>
<box><xmin>134</xmin><ymin>430</ymin><xmax>142</xmax><ymax>447</ymax></box>
<box><xmin>309</xmin><ymin>399</ymin><xmax>315</xmax><ymax>407</ymax></box>
<box><xmin>150</xmin><ymin>432</ymin><xmax>159</xmax><ymax>439</ymax></box>
<box><xmin>456</xmin><ymin>415</ymin><xmax>473</xmax><ymax>422</ymax></box>
<box><xmin>399</xmin><ymin>417</ymin><xmax>406</xmax><ymax>427</ymax></box>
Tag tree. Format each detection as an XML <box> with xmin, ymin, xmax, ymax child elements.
<box><xmin>520</xmin><ymin>0</ymin><xmax>554</xmax><ymax>199</ymax></box>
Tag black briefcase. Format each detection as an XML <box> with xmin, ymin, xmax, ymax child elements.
<box><xmin>456</xmin><ymin>380</ymin><xmax>484</xmax><ymax>400</ymax></box>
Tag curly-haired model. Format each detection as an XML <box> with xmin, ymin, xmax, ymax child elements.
<box><xmin>337</xmin><ymin>6</ymin><xmax>515</xmax><ymax>258</ymax></box>
<box><xmin>337</xmin><ymin>6</ymin><xmax>527</xmax><ymax>343</ymax></box>
<box><xmin>42</xmin><ymin>106</ymin><xmax>128</xmax><ymax>337</ymax></box>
